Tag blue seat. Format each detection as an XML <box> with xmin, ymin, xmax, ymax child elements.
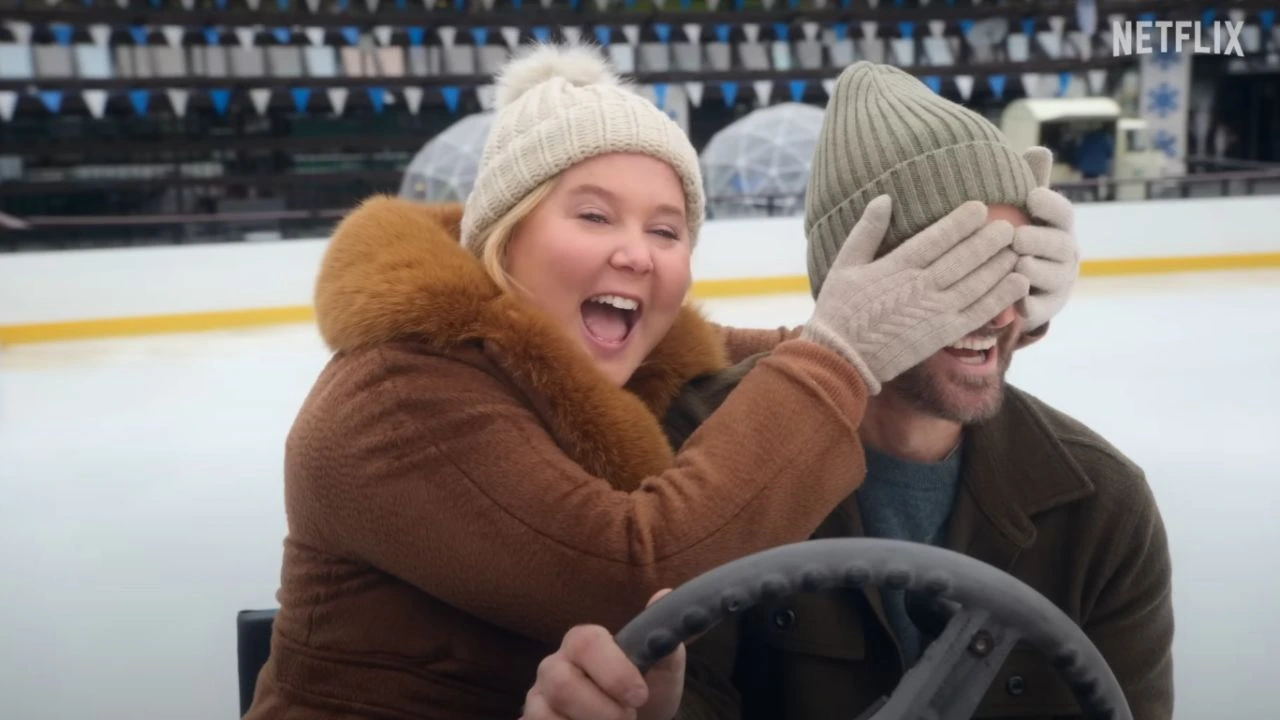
<box><xmin>236</xmin><ymin>609</ymin><xmax>277</xmax><ymax>716</ymax></box>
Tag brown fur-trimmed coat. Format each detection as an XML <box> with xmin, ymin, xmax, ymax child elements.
<box><xmin>243</xmin><ymin>197</ymin><xmax>871</xmax><ymax>720</ymax></box>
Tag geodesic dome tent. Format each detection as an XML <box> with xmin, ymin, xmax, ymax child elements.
<box><xmin>700</xmin><ymin>102</ymin><xmax>826</xmax><ymax>218</ymax></box>
<box><xmin>398</xmin><ymin>111</ymin><xmax>494</xmax><ymax>203</ymax></box>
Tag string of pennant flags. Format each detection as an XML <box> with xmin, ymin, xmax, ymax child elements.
<box><xmin>1</xmin><ymin>5</ymin><xmax>1276</xmax><ymax>123</ymax></box>
<box><xmin>0</xmin><ymin>0</ymin><xmax>1137</xmax><ymax>12</ymax></box>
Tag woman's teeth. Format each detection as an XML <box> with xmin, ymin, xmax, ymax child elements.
<box><xmin>588</xmin><ymin>294</ymin><xmax>639</xmax><ymax>311</ymax></box>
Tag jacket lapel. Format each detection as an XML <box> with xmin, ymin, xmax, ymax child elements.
<box><xmin>946</xmin><ymin>386</ymin><xmax>1098</xmax><ymax>571</ymax></box>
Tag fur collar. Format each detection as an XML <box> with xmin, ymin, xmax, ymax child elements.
<box><xmin>313</xmin><ymin>195</ymin><xmax>729</xmax><ymax>491</ymax></box>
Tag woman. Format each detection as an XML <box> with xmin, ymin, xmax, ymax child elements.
<box><xmin>244</xmin><ymin>42</ymin><xmax>1028</xmax><ymax>720</ymax></box>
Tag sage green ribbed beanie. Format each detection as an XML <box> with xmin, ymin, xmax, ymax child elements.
<box><xmin>804</xmin><ymin>62</ymin><xmax>1037</xmax><ymax>296</ymax></box>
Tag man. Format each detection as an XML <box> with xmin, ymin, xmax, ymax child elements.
<box><xmin>523</xmin><ymin>63</ymin><xmax>1173</xmax><ymax>720</ymax></box>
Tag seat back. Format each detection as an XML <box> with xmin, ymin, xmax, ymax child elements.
<box><xmin>236</xmin><ymin>609</ymin><xmax>278</xmax><ymax>716</ymax></box>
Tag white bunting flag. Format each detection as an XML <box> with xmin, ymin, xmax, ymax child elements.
<box><xmin>1048</xmin><ymin>15</ymin><xmax>1065</xmax><ymax>39</ymax></box>
<box><xmin>83</xmin><ymin>90</ymin><xmax>109</xmax><ymax>119</ymax></box>
<box><xmin>163</xmin><ymin>26</ymin><xmax>185</xmax><ymax>48</ymax></box>
<box><xmin>250</xmin><ymin>88</ymin><xmax>272</xmax><ymax>115</ymax></box>
<box><xmin>684</xmin><ymin>81</ymin><xmax>704</xmax><ymax>107</ymax></box>
<box><xmin>1021</xmin><ymin>73</ymin><xmax>1040</xmax><ymax>98</ymax></box>
<box><xmin>753</xmin><ymin>80</ymin><xmax>773</xmax><ymax>105</ymax></box>
<box><xmin>1038</xmin><ymin>31</ymin><xmax>1064</xmax><ymax>59</ymax></box>
<box><xmin>1087</xmin><ymin>68</ymin><xmax>1107</xmax><ymax>94</ymax></box>
<box><xmin>1068</xmin><ymin>30</ymin><xmax>1092</xmax><ymax>60</ymax></box>
<box><xmin>403</xmin><ymin>86</ymin><xmax>424</xmax><ymax>114</ymax></box>
<box><xmin>0</xmin><ymin>91</ymin><xmax>17</xmax><ymax>122</ymax></box>
<box><xmin>6</xmin><ymin>22</ymin><xmax>33</xmax><ymax>45</ymax></box>
<box><xmin>327</xmin><ymin>88</ymin><xmax>348</xmax><ymax>115</ymax></box>
<box><xmin>89</xmin><ymin>24</ymin><xmax>113</xmax><ymax>47</ymax></box>
<box><xmin>167</xmin><ymin>88</ymin><xmax>189</xmax><ymax>118</ymax></box>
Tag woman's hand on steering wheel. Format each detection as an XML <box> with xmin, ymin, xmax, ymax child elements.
<box><xmin>522</xmin><ymin>590</ymin><xmax>686</xmax><ymax>720</ymax></box>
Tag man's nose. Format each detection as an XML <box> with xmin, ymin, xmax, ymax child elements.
<box><xmin>987</xmin><ymin>305</ymin><xmax>1018</xmax><ymax>329</ymax></box>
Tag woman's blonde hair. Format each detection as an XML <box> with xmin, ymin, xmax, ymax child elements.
<box><xmin>472</xmin><ymin>178</ymin><xmax>556</xmax><ymax>294</ymax></box>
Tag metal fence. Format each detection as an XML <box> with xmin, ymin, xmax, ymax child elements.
<box><xmin>3</xmin><ymin>160</ymin><xmax>1280</xmax><ymax>252</ymax></box>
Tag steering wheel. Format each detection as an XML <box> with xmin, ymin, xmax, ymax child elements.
<box><xmin>614</xmin><ymin>539</ymin><xmax>1131</xmax><ymax>720</ymax></box>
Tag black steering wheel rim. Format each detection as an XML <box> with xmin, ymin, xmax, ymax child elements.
<box><xmin>614</xmin><ymin>538</ymin><xmax>1132</xmax><ymax>720</ymax></box>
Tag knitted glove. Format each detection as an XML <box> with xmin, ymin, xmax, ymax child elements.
<box><xmin>1015</xmin><ymin>148</ymin><xmax>1080</xmax><ymax>332</ymax></box>
<box><xmin>801</xmin><ymin>195</ymin><xmax>1030</xmax><ymax>395</ymax></box>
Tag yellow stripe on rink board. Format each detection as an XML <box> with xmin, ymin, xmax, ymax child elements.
<box><xmin>0</xmin><ymin>306</ymin><xmax>316</xmax><ymax>346</ymax></box>
<box><xmin>1078</xmin><ymin>252</ymin><xmax>1280</xmax><ymax>276</ymax></box>
<box><xmin>3</xmin><ymin>252</ymin><xmax>1280</xmax><ymax>345</ymax></box>
<box><xmin>690</xmin><ymin>275</ymin><xmax>813</xmax><ymax>297</ymax></box>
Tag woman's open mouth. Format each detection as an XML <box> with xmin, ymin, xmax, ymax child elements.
<box><xmin>581</xmin><ymin>294</ymin><xmax>641</xmax><ymax>349</ymax></box>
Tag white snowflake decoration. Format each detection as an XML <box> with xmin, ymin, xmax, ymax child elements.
<box><xmin>1152</xmin><ymin>129</ymin><xmax>1179</xmax><ymax>158</ymax></box>
<box><xmin>1146</xmin><ymin>83</ymin><xmax>1180</xmax><ymax>119</ymax></box>
<box><xmin>1152</xmin><ymin>49</ymin><xmax>1181</xmax><ymax>71</ymax></box>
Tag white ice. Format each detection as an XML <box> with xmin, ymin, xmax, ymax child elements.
<box><xmin>2</xmin><ymin>270</ymin><xmax>1278</xmax><ymax>720</ymax></box>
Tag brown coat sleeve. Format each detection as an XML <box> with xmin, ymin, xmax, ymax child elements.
<box><xmin>1081</xmin><ymin>471</ymin><xmax>1174</xmax><ymax>720</ymax></box>
<box><xmin>713</xmin><ymin>324</ymin><xmax>802</xmax><ymax>364</ymax></box>
<box><xmin>286</xmin><ymin>339</ymin><xmax>868</xmax><ymax>647</ymax></box>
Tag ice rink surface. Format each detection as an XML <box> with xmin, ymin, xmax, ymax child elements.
<box><xmin>2</xmin><ymin>269</ymin><xmax>1278</xmax><ymax>720</ymax></box>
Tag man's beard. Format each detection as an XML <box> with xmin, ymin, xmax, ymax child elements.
<box><xmin>888</xmin><ymin>332</ymin><xmax>1017</xmax><ymax>425</ymax></box>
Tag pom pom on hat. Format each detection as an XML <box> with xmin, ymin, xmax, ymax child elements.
<box><xmin>463</xmin><ymin>41</ymin><xmax>705</xmax><ymax>253</ymax></box>
<box><xmin>494</xmin><ymin>42</ymin><xmax>621</xmax><ymax>109</ymax></box>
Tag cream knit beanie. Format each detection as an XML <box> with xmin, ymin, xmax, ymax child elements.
<box><xmin>805</xmin><ymin>61</ymin><xmax>1037</xmax><ymax>295</ymax></box>
<box><xmin>461</xmin><ymin>43</ymin><xmax>705</xmax><ymax>251</ymax></box>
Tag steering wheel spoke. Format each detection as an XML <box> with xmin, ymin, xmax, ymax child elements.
<box><xmin>862</xmin><ymin>608</ymin><xmax>1020</xmax><ymax>720</ymax></box>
